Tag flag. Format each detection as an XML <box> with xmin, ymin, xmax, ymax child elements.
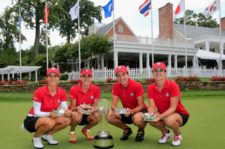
<box><xmin>18</xmin><ymin>15</ymin><xmax>22</xmax><ymax>30</ymax></box>
<box><xmin>103</xmin><ymin>0</ymin><xmax>114</xmax><ymax>18</ymax></box>
<box><xmin>139</xmin><ymin>0</ymin><xmax>152</xmax><ymax>17</ymax></box>
<box><xmin>69</xmin><ymin>2</ymin><xmax>79</xmax><ymax>21</ymax></box>
<box><xmin>44</xmin><ymin>4</ymin><xmax>49</xmax><ymax>25</ymax></box>
<box><xmin>204</xmin><ymin>0</ymin><xmax>218</xmax><ymax>16</ymax></box>
<box><xmin>175</xmin><ymin>0</ymin><xmax>185</xmax><ymax>15</ymax></box>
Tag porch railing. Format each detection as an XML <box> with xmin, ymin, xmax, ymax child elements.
<box><xmin>68</xmin><ymin>68</ymin><xmax>225</xmax><ymax>81</ymax></box>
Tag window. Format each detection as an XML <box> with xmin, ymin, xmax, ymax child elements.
<box><xmin>118</xmin><ymin>25</ymin><xmax>124</xmax><ymax>33</ymax></box>
<box><xmin>224</xmin><ymin>49</ymin><xmax>225</xmax><ymax>55</ymax></box>
<box><xmin>210</xmin><ymin>48</ymin><xmax>215</xmax><ymax>52</ymax></box>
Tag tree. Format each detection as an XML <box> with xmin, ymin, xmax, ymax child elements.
<box><xmin>56</xmin><ymin>0</ymin><xmax>102</xmax><ymax>43</ymax></box>
<box><xmin>174</xmin><ymin>10</ymin><xmax>219</xmax><ymax>28</ymax></box>
<box><xmin>0</xmin><ymin>7</ymin><xmax>26</xmax><ymax>50</ymax></box>
<box><xmin>81</xmin><ymin>34</ymin><xmax>111</xmax><ymax>58</ymax></box>
<box><xmin>11</xmin><ymin>0</ymin><xmax>59</xmax><ymax>56</ymax></box>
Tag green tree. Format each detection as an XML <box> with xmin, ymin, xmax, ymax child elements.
<box><xmin>174</xmin><ymin>10</ymin><xmax>219</xmax><ymax>28</ymax></box>
<box><xmin>56</xmin><ymin>0</ymin><xmax>102</xmax><ymax>43</ymax></box>
<box><xmin>11</xmin><ymin>0</ymin><xmax>59</xmax><ymax>56</ymax></box>
<box><xmin>81</xmin><ymin>34</ymin><xmax>111</xmax><ymax>58</ymax></box>
<box><xmin>0</xmin><ymin>7</ymin><xmax>26</xmax><ymax>50</ymax></box>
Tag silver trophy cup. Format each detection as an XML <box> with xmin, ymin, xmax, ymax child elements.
<box><xmin>94</xmin><ymin>99</ymin><xmax>113</xmax><ymax>149</ymax></box>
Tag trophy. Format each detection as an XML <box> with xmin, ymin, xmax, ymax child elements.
<box><xmin>94</xmin><ymin>99</ymin><xmax>113</xmax><ymax>149</ymax></box>
<box><xmin>77</xmin><ymin>103</ymin><xmax>93</xmax><ymax>115</ymax></box>
<box><xmin>115</xmin><ymin>108</ymin><xmax>127</xmax><ymax>114</ymax></box>
<box><xmin>142</xmin><ymin>113</ymin><xmax>156</xmax><ymax>122</ymax></box>
<box><xmin>53</xmin><ymin>109</ymin><xmax>65</xmax><ymax>116</ymax></box>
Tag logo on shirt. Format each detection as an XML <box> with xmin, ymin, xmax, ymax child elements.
<box><xmin>165</xmin><ymin>92</ymin><xmax>170</xmax><ymax>97</ymax></box>
<box><xmin>90</xmin><ymin>95</ymin><xmax>94</xmax><ymax>100</ymax></box>
<box><xmin>130</xmin><ymin>92</ymin><xmax>134</xmax><ymax>96</ymax></box>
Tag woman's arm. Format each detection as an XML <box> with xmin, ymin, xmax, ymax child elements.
<box><xmin>33</xmin><ymin>101</ymin><xmax>50</xmax><ymax>117</ymax></box>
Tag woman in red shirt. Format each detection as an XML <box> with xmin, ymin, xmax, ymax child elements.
<box><xmin>68</xmin><ymin>68</ymin><xmax>100</xmax><ymax>143</ymax></box>
<box><xmin>23</xmin><ymin>68</ymin><xmax>71</xmax><ymax>149</ymax></box>
<box><xmin>147</xmin><ymin>62</ymin><xmax>190</xmax><ymax>146</ymax></box>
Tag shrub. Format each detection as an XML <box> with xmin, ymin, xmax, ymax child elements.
<box><xmin>210</xmin><ymin>76</ymin><xmax>225</xmax><ymax>82</ymax></box>
<box><xmin>39</xmin><ymin>80</ymin><xmax>47</xmax><ymax>84</ymax></box>
<box><xmin>68</xmin><ymin>80</ymin><xmax>80</xmax><ymax>84</ymax></box>
<box><xmin>0</xmin><ymin>81</ymin><xmax>9</xmax><ymax>85</ymax></box>
<box><xmin>60</xmin><ymin>73</ymin><xmax>68</xmax><ymax>80</ymax></box>
<box><xmin>106</xmin><ymin>77</ymin><xmax>116</xmax><ymax>83</ymax></box>
<box><xmin>146</xmin><ymin>78</ymin><xmax>155</xmax><ymax>84</ymax></box>
<box><xmin>174</xmin><ymin>76</ymin><xmax>200</xmax><ymax>82</ymax></box>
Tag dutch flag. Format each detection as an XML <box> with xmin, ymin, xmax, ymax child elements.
<box><xmin>139</xmin><ymin>0</ymin><xmax>152</xmax><ymax>17</ymax></box>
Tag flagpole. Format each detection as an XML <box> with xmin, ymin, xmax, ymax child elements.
<box><xmin>45</xmin><ymin>0</ymin><xmax>49</xmax><ymax>70</ymax></box>
<box><xmin>184</xmin><ymin>0</ymin><xmax>187</xmax><ymax>75</ymax></box>
<box><xmin>151</xmin><ymin>6</ymin><xmax>154</xmax><ymax>67</ymax></box>
<box><xmin>19</xmin><ymin>0</ymin><xmax>22</xmax><ymax>81</ymax></box>
<box><xmin>218</xmin><ymin>0</ymin><xmax>223</xmax><ymax>76</ymax></box>
<box><xmin>113</xmin><ymin>0</ymin><xmax>117</xmax><ymax>68</ymax></box>
<box><xmin>78</xmin><ymin>0</ymin><xmax>81</xmax><ymax>71</ymax></box>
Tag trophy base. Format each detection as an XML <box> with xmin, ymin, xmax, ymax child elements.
<box><xmin>94</xmin><ymin>145</ymin><xmax>114</xmax><ymax>149</ymax></box>
<box><xmin>94</xmin><ymin>134</ymin><xmax>113</xmax><ymax>149</ymax></box>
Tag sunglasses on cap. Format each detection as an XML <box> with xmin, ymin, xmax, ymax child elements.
<box><xmin>152</xmin><ymin>68</ymin><xmax>165</xmax><ymax>73</ymax></box>
<box><xmin>81</xmin><ymin>75</ymin><xmax>92</xmax><ymax>78</ymax></box>
<box><xmin>47</xmin><ymin>74</ymin><xmax>59</xmax><ymax>78</ymax></box>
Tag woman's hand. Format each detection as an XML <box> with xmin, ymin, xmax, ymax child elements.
<box><xmin>50</xmin><ymin>111</ymin><xmax>57</xmax><ymax>118</ymax></box>
<box><xmin>64</xmin><ymin>109</ymin><xmax>72</xmax><ymax>118</ymax></box>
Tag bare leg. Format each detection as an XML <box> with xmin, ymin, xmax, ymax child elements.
<box><xmin>34</xmin><ymin>117</ymin><xmax>55</xmax><ymax>137</ymax></box>
<box><xmin>107</xmin><ymin>110</ymin><xmax>128</xmax><ymax>130</ymax></box>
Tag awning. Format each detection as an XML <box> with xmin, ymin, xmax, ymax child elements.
<box><xmin>196</xmin><ymin>50</ymin><xmax>225</xmax><ymax>60</ymax></box>
<box><xmin>0</xmin><ymin>66</ymin><xmax>41</xmax><ymax>74</ymax></box>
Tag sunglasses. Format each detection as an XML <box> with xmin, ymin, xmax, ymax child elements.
<box><xmin>81</xmin><ymin>75</ymin><xmax>92</xmax><ymax>78</ymax></box>
<box><xmin>152</xmin><ymin>68</ymin><xmax>165</xmax><ymax>73</ymax></box>
<box><xmin>47</xmin><ymin>74</ymin><xmax>58</xmax><ymax>78</ymax></box>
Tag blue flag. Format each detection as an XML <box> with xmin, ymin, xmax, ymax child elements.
<box><xmin>18</xmin><ymin>15</ymin><xmax>22</xmax><ymax>30</ymax></box>
<box><xmin>103</xmin><ymin>0</ymin><xmax>114</xmax><ymax>18</ymax></box>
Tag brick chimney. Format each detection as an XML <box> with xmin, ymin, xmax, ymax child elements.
<box><xmin>158</xmin><ymin>3</ymin><xmax>173</xmax><ymax>39</ymax></box>
<box><xmin>221</xmin><ymin>17</ymin><xmax>225</xmax><ymax>30</ymax></box>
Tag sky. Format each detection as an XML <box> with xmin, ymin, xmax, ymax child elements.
<box><xmin>0</xmin><ymin>0</ymin><xmax>225</xmax><ymax>51</ymax></box>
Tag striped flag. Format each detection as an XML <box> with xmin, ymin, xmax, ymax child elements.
<box><xmin>44</xmin><ymin>4</ymin><xmax>49</xmax><ymax>25</ymax></box>
<box><xmin>175</xmin><ymin>0</ymin><xmax>185</xmax><ymax>15</ymax></box>
<box><xmin>204</xmin><ymin>0</ymin><xmax>219</xmax><ymax>16</ymax></box>
<box><xmin>139</xmin><ymin>0</ymin><xmax>152</xmax><ymax>17</ymax></box>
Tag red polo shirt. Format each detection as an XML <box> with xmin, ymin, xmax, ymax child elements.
<box><xmin>112</xmin><ymin>79</ymin><xmax>146</xmax><ymax>109</ymax></box>
<box><xmin>147</xmin><ymin>79</ymin><xmax>189</xmax><ymax>116</ymax></box>
<box><xmin>69</xmin><ymin>83</ymin><xmax>100</xmax><ymax>107</ymax></box>
<box><xmin>28</xmin><ymin>85</ymin><xmax>67</xmax><ymax>116</ymax></box>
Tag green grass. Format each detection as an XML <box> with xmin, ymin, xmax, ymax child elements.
<box><xmin>0</xmin><ymin>91</ymin><xmax>225</xmax><ymax>148</ymax></box>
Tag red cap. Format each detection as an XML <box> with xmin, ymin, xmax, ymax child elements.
<box><xmin>80</xmin><ymin>69</ymin><xmax>93</xmax><ymax>76</ymax></box>
<box><xmin>47</xmin><ymin>68</ymin><xmax>60</xmax><ymax>76</ymax></box>
<box><xmin>114</xmin><ymin>65</ymin><xmax>128</xmax><ymax>74</ymax></box>
<box><xmin>152</xmin><ymin>62</ymin><xmax>167</xmax><ymax>71</ymax></box>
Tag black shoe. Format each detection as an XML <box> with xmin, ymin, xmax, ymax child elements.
<box><xmin>120</xmin><ymin>127</ymin><xmax>132</xmax><ymax>141</ymax></box>
<box><xmin>135</xmin><ymin>129</ymin><xmax>145</xmax><ymax>142</ymax></box>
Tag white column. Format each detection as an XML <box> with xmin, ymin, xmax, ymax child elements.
<box><xmin>101</xmin><ymin>56</ymin><xmax>104</xmax><ymax>69</ymax></box>
<box><xmin>205</xmin><ymin>41</ymin><xmax>210</xmax><ymax>51</ymax></box>
<box><xmin>168</xmin><ymin>54</ymin><xmax>172</xmax><ymax>77</ymax></box>
<box><xmin>1</xmin><ymin>74</ymin><xmax>3</xmax><ymax>81</ymax></box>
<box><xmin>35</xmin><ymin>71</ymin><xmax>38</xmax><ymax>82</ymax></box>
<box><xmin>174</xmin><ymin>55</ymin><xmax>178</xmax><ymax>69</ymax></box>
<box><xmin>139</xmin><ymin>53</ymin><xmax>143</xmax><ymax>71</ymax></box>
<box><xmin>29</xmin><ymin>72</ymin><xmax>31</xmax><ymax>80</ymax></box>
<box><xmin>12</xmin><ymin>73</ymin><xmax>15</xmax><ymax>79</ymax></box>
<box><xmin>97</xmin><ymin>56</ymin><xmax>100</xmax><ymax>69</ymax></box>
<box><xmin>146</xmin><ymin>53</ymin><xmax>150</xmax><ymax>69</ymax></box>
<box><xmin>114</xmin><ymin>51</ymin><xmax>118</xmax><ymax>68</ymax></box>
<box><xmin>87</xmin><ymin>59</ymin><xmax>90</xmax><ymax>68</ymax></box>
